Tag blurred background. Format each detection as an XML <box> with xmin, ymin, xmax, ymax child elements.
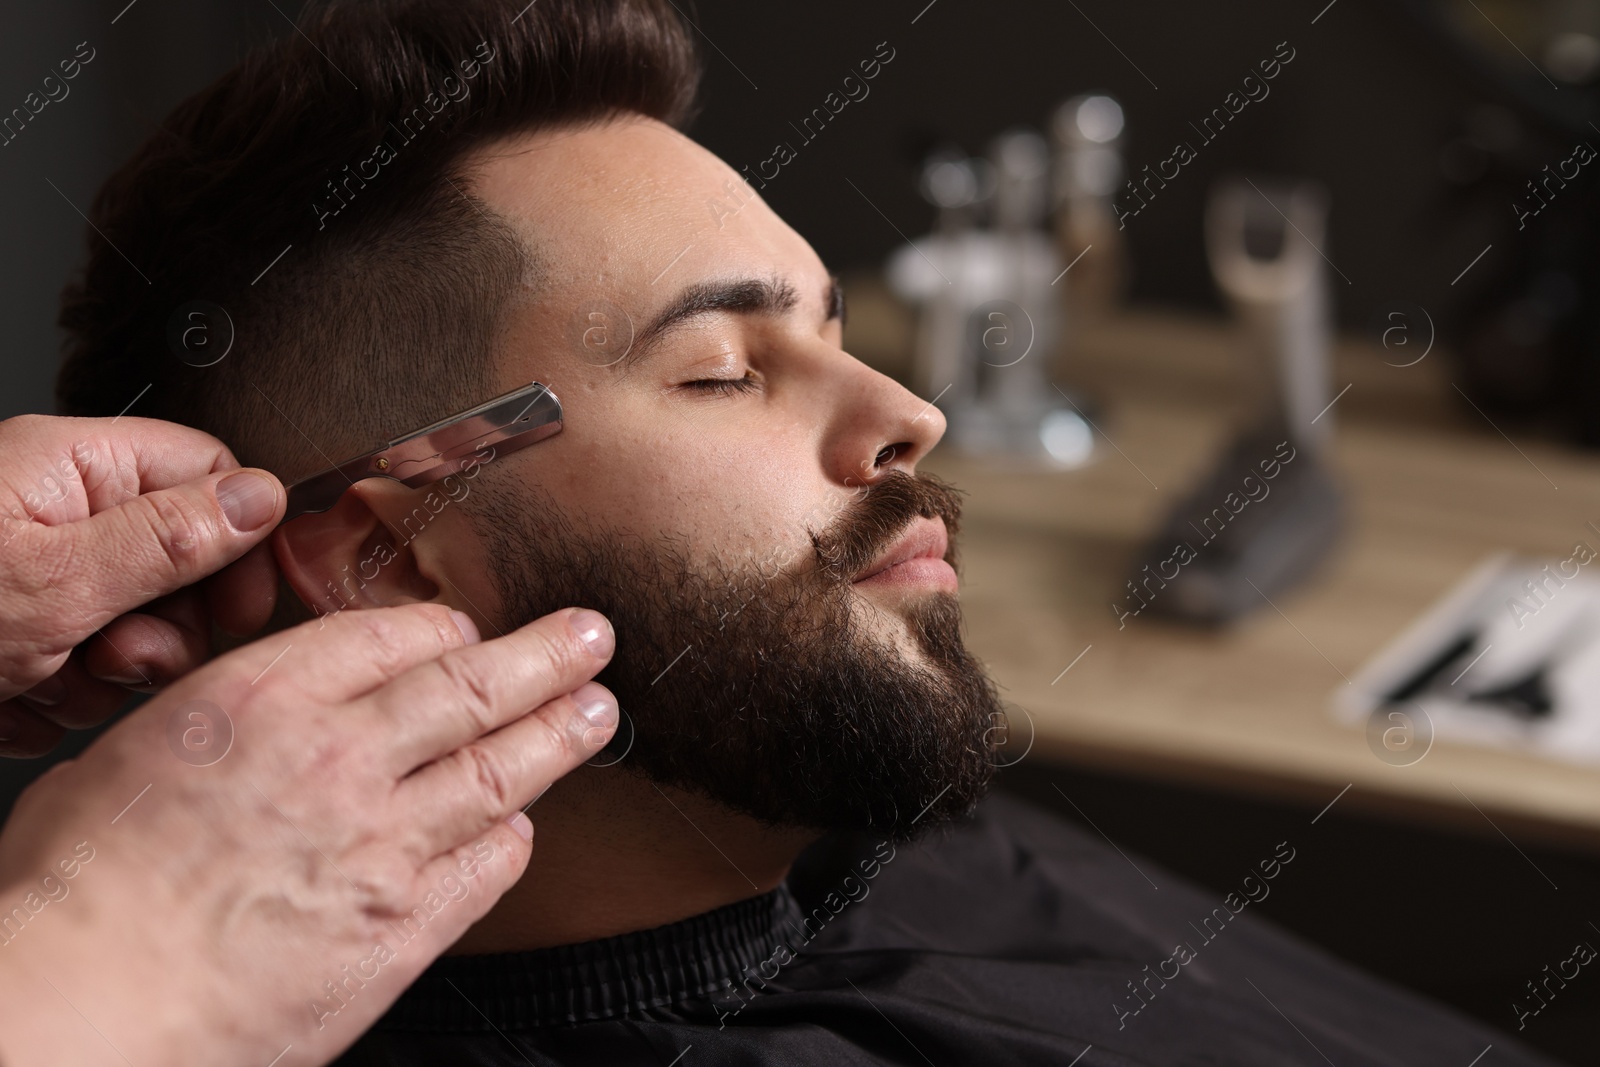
<box><xmin>5</xmin><ymin>0</ymin><xmax>1600</xmax><ymax>1061</ymax></box>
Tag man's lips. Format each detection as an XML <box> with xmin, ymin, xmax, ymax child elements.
<box><xmin>850</xmin><ymin>517</ymin><xmax>958</xmax><ymax>591</ymax></box>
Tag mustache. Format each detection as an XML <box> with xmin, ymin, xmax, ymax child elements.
<box><xmin>811</xmin><ymin>471</ymin><xmax>965</xmax><ymax>584</ymax></box>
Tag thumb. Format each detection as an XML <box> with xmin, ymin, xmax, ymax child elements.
<box><xmin>46</xmin><ymin>469</ymin><xmax>285</xmax><ymax>633</ymax></box>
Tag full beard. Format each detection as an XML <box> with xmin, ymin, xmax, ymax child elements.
<box><xmin>475</xmin><ymin>471</ymin><xmax>1003</xmax><ymax>840</ymax></box>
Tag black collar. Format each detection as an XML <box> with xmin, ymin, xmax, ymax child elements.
<box><xmin>375</xmin><ymin>885</ymin><xmax>803</xmax><ymax>1031</ymax></box>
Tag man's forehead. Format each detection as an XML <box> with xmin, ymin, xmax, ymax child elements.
<box><xmin>468</xmin><ymin>117</ymin><xmax>828</xmax><ymax>322</ymax></box>
<box><xmin>468</xmin><ymin>118</ymin><xmax>754</xmax><ymax>245</ymax></box>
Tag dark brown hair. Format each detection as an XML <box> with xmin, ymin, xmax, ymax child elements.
<box><xmin>57</xmin><ymin>0</ymin><xmax>699</xmax><ymax>479</ymax></box>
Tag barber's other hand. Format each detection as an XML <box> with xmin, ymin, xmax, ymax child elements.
<box><xmin>0</xmin><ymin>414</ymin><xmax>287</xmax><ymax>754</ymax></box>
<box><xmin>0</xmin><ymin>601</ymin><xmax>619</xmax><ymax>1067</ymax></box>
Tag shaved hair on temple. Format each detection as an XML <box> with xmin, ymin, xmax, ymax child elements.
<box><xmin>56</xmin><ymin>0</ymin><xmax>700</xmax><ymax>482</ymax></box>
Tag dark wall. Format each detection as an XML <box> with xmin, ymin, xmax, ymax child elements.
<box><xmin>0</xmin><ymin>1</ymin><xmax>276</xmax><ymax>419</ymax></box>
<box><xmin>687</xmin><ymin>0</ymin><xmax>1492</xmax><ymax>321</ymax></box>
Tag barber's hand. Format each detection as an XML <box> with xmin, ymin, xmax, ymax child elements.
<box><xmin>0</xmin><ymin>601</ymin><xmax>619</xmax><ymax>1067</ymax></box>
<box><xmin>0</xmin><ymin>414</ymin><xmax>287</xmax><ymax>754</ymax></box>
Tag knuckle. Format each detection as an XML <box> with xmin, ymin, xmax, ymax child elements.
<box><xmin>350</xmin><ymin>854</ymin><xmax>418</xmax><ymax>915</ymax></box>
<box><xmin>437</xmin><ymin>654</ymin><xmax>501</xmax><ymax>734</ymax></box>
<box><xmin>129</xmin><ymin>491</ymin><xmax>213</xmax><ymax>579</ymax></box>
<box><xmin>351</xmin><ymin>612</ymin><xmax>423</xmax><ymax>678</ymax></box>
<box><xmin>522</xmin><ymin>617</ymin><xmax>584</xmax><ymax>679</ymax></box>
<box><xmin>414</xmin><ymin>603</ymin><xmax>461</xmax><ymax>642</ymax></box>
<box><xmin>530</xmin><ymin>701</ymin><xmax>579</xmax><ymax>761</ymax></box>
<box><xmin>460</xmin><ymin>741</ymin><xmax>517</xmax><ymax>813</ymax></box>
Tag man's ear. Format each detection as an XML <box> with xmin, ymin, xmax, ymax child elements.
<box><xmin>273</xmin><ymin>481</ymin><xmax>442</xmax><ymax>616</ymax></box>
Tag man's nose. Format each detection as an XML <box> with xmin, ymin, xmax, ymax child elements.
<box><xmin>820</xmin><ymin>359</ymin><xmax>946</xmax><ymax>489</ymax></box>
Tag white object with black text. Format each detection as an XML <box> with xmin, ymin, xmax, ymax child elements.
<box><xmin>1334</xmin><ymin>550</ymin><xmax>1600</xmax><ymax>764</ymax></box>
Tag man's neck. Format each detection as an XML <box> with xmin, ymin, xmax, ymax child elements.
<box><xmin>448</xmin><ymin>767</ymin><xmax>817</xmax><ymax>954</ymax></box>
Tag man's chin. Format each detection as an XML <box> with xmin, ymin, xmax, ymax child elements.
<box><xmin>848</xmin><ymin>586</ymin><xmax>964</xmax><ymax>656</ymax></box>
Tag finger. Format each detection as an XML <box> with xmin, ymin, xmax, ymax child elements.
<box><xmin>13</xmin><ymin>654</ymin><xmax>133</xmax><ymax>730</ymax></box>
<box><xmin>51</xmin><ymin>416</ymin><xmax>241</xmax><ymax>509</ymax></box>
<box><xmin>0</xmin><ymin>700</ymin><xmax>68</xmax><ymax>758</ymax></box>
<box><xmin>6</xmin><ymin>416</ymin><xmax>242</xmax><ymax>525</ymax></box>
<box><xmin>83</xmin><ymin>592</ymin><xmax>209</xmax><ymax>687</ymax></box>
<box><xmin>35</xmin><ymin>468</ymin><xmax>284</xmax><ymax>638</ymax></box>
<box><xmin>402</xmin><ymin>823</ymin><xmax>533</xmax><ymax>954</ymax></box>
<box><xmin>190</xmin><ymin>603</ymin><xmax>480</xmax><ymax>708</ymax></box>
<box><xmin>206</xmin><ymin>541</ymin><xmax>280</xmax><ymax>638</ymax></box>
<box><xmin>366</xmin><ymin>607</ymin><xmax>614</xmax><ymax>773</ymax></box>
<box><xmin>396</xmin><ymin>681</ymin><xmax>617</xmax><ymax>856</ymax></box>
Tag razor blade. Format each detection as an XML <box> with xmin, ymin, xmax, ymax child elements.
<box><xmin>283</xmin><ymin>381</ymin><xmax>562</xmax><ymax>521</ymax></box>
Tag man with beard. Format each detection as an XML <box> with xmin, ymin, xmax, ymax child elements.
<box><xmin>53</xmin><ymin>1</ymin><xmax>1559</xmax><ymax>1064</ymax></box>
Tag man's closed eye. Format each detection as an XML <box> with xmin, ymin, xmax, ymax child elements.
<box><xmin>681</xmin><ymin>372</ymin><xmax>761</xmax><ymax>396</ymax></box>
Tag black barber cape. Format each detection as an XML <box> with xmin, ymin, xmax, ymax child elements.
<box><xmin>336</xmin><ymin>794</ymin><xmax>1557</xmax><ymax>1066</ymax></box>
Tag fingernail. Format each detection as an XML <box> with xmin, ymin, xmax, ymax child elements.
<box><xmin>217</xmin><ymin>472</ymin><xmax>278</xmax><ymax>532</ymax></box>
<box><xmin>568</xmin><ymin>609</ymin><xmax>614</xmax><ymax>659</ymax></box>
<box><xmin>0</xmin><ymin>710</ymin><xmax>18</xmax><ymax>743</ymax></box>
<box><xmin>100</xmin><ymin>668</ymin><xmax>150</xmax><ymax>687</ymax></box>
<box><xmin>450</xmin><ymin>610</ymin><xmax>481</xmax><ymax>645</ymax></box>
<box><xmin>505</xmin><ymin>810</ymin><xmax>534</xmax><ymax>842</ymax></box>
<box><xmin>20</xmin><ymin>675</ymin><xmax>66</xmax><ymax>707</ymax></box>
<box><xmin>572</xmin><ymin>681</ymin><xmax>618</xmax><ymax>728</ymax></box>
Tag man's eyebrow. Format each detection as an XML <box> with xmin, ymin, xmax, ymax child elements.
<box><xmin>620</xmin><ymin>274</ymin><xmax>842</xmax><ymax>371</ymax></box>
<box><xmin>622</xmin><ymin>277</ymin><xmax>797</xmax><ymax>371</ymax></box>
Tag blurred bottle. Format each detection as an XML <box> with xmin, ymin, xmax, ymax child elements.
<box><xmin>978</xmin><ymin>129</ymin><xmax>1075</xmax><ymax>461</ymax></box>
<box><xmin>888</xmin><ymin>137</ymin><xmax>1090</xmax><ymax>467</ymax></box>
<box><xmin>1050</xmin><ymin>93</ymin><xmax>1130</xmax><ymax>325</ymax></box>
<box><xmin>898</xmin><ymin>149</ymin><xmax>986</xmax><ymax>415</ymax></box>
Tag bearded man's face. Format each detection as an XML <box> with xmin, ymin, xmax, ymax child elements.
<box><xmin>276</xmin><ymin>116</ymin><xmax>1004</xmax><ymax>836</ymax></box>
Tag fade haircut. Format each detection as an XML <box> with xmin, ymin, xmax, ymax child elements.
<box><xmin>57</xmin><ymin>0</ymin><xmax>698</xmax><ymax>481</ymax></box>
